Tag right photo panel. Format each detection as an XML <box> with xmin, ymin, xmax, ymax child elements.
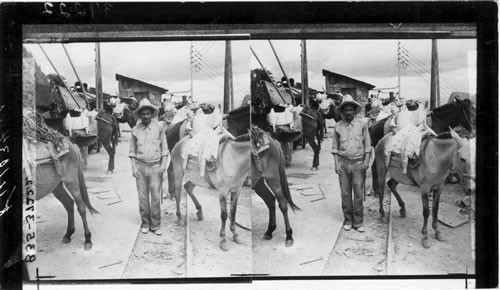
<box><xmin>250</xmin><ymin>39</ymin><xmax>476</xmax><ymax>276</ymax></box>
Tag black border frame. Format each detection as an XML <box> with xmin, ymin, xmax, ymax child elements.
<box><xmin>1</xmin><ymin>2</ymin><xmax>497</xmax><ymax>289</ymax></box>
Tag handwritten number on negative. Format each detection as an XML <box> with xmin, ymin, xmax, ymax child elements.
<box><xmin>25</xmin><ymin>215</ymin><xmax>35</xmax><ymax>223</ymax></box>
<box><xmin>42</xmin><ymin>2</ymin><xmax>54</xmax><ymax>15</ymax></box>
<box><xmin>26</xmin><ymin>232</ymin><xmax>35</xmax><ymax>243</ymax></box>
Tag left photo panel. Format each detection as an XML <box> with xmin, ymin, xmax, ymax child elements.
<box><xmin>22</xmin><ymin>37</ymin><xmax>251</xmax><ymax>280</ymax></box>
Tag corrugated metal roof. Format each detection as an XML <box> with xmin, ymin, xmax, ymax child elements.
<box><xmin>115</xmin><ymin>73</ymin><xmax>168</xmax><ymax>93</ymax></box>
<box><xmin>322</xmin><ymin>69</ymin><xmax>376</xmax><ymax>89</ymax></box>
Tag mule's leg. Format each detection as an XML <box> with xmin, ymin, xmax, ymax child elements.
<box><xmin>184</xmin><ymin>181</ymin><xmax>203</xmax><ymax>220</ymax></box>
<box><xmin>421</xmin><ymin>190</ymin><xmax>431</xmax><ymax>248</ymax></box>
<box><xmin>432</xmin><ymin>187</ymin><xmax>445</xmax><ymax>241</ymax></box>
<box><xmin>62</xmin><ymin>182</ymin><xmax>93</xmax><ymax>250</ymax></box>
<box><xmin>167</xmin><ymin>164</ymin><xmax>176</xmax><ymax>200</ymax></box>
<box><xmin>265</xmin><ymin>178</ymin><xmax>294</xmax><ymax>247</ymax></box>
<box><xmin>371</xmin><ymin>161</ymin><xmax>378</xmax><ymax>197</ymax></box>
<box><xmin>387</xmin><ymin>178</ymin><xmax>406</xmax><ymax>217</ymax></box>
<box><xmin>229</xmin><ymin>190</ymin><xmax>243</xmax><ymax>244</ymax></box>
<box><xmin>306</xmin><ymin>135</ymin><xmax>320</xmax><ymax>170</ymax></box>
<box><xmin>375</xmin><ymin>154</ymin><xmax>387</xmax><ymax>221</ymax></box>
<box><xmin>281</xmin><ymin>142</ymin><xmax>292</xmax><ymax>166</ymax></box>
<box><xmin>79</xmin><ymin>146</ymin><xmax>88</xmax><ymax>169</ymax></box>
<box><xmin>53</xmin><ymin>183</ymin><xmax>75</xmax><ymax>244</ymax></box>
<box><xmin>253</xmin><ymin>179</ymin><xmax>277</xmax><ymax>240</ymax></box>
<box><xmin>219</xmin><ymin>192</ymin><xmax>229</xmax><ymax>251</ymax></box>
<box><xmin>172</xmin><ymin>167</ymin><xmax>185</xmax><ymax>226</ymax></box>
<box><xmin>100</xmin><ymin>139</ymin><xmax>115</xmax><ymax>174</ymax></box>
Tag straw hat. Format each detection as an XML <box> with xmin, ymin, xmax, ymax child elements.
<box><xmin>405</xmin><ymin>100</ymin><xmax>419</xmax><ymax>111</ymax></box>
<box><xmin>335</xmin><ymin>94</ymin><xmax>362</xmax><ymax>115</ymax></box>
<box><xmin>133</xmin><ymin>98</ymin><xmax>159</xmax><ymax>119</ymax></box>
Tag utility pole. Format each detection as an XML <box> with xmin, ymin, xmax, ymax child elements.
<box><xmin>95</xmin><ymin>43</ymin><xmax>103</xmax><ymax>110</ymax></box>
<box><xmin>397</xmin><ymin>41</ymin><xmax>401</xmax><ymax>98</ymax></box>
<box><xmin>190</xmin><ymin>41</ymin><xmax>194</xmax><ymax>101</ymax></box>
<box><xmin>430</xmin><ymin>39</ymin><xmax>440</xmax><ymax>109</ymax></box>
<box><xmin>301</xmin><ymin>40</ymin><xmax>309</xmax><ymax>106</ymax></box>
<box><xmin>223</xmin><ymin>40</ymin><xmax>233</xmax><ymax>113</ymax></box>
<box><xmin>62</xmin><ymin>44</ymin><xmax>88</xmax><ymax>108</ymax></box>
<box><xmin>268</xmin><ymin>40</ymin><xmax>295</xmax><ymax>106</ymax></box>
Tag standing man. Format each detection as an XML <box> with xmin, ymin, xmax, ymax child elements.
<box><xmin>129</xmin><ymin>98</ymin><xmax>169</xmax><ymax>235</ymax></box>
<box><xmin>331</xmin><ymin>95</ymin><xmax>371</xmax><ymax>232</ymax></box>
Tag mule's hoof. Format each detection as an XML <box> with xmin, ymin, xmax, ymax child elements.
<box><xmin>233</xmin><ymin>234</ymin><xmax>243</xmax><ymax>244</ymax></box>
<box><xmin>262</xmin><ymin>233</ymin><xmax>273</xmax><ymax>240</ymax></box>
<box><xmin>62</xmin><ymin>237</ymin><xmax>71</xmax><ymax>244</ymax></box>
<box><xmin>310</xmin><ymin>167</ymin><xmax>318</xmax><ymax>171</ymax></box>
<box><xmin>285</xmin><ymin>239</ymin><xmax>294</xmax><ymax>247</ymax></box>
<box><xmin>422</xmin><ymin>238</ymin><xmax>431</xmax><ymax>248</ymax></box>
<box><xmin>400</xmin><ymin>208</ymin><xmax>406</xmax><ymax>218</ymax></box>
<box><xmin>177</xmin><ymin>219</ymin><xmax>185</xmax><ymax>227</ymax></box>
<box><xmin>106</xmin><ymin>170</ymin><xmax>113</xmax><ymax>175</ymax></box>
<box><xmin>435</xmin><ymin>232</ymin><xmax>445</xmax><ymax>241</ymax></box>
<box><xmin>380</xmin><ymin>216</ymin><xmax>389</xmax><ymax>224</ymax></box>
<box><xmin>196</xmin><ymin>211</ymin><xmax>204</xmax><ymax>221</ymax></box>
<box><xmin>169</xmin><ymin>195</ymin><xmax>175</xmax><ymax>201</ymax></box>
<box><xmin>220</xmin><ymin>240</ymin><xmax>229</xmax><ymax>251</ymax></box>
<box><xmin>84</xmin><ymin>242</ymin><xmax>92</xmax><ymax>251</ymax></box>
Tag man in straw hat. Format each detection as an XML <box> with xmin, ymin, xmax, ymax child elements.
<box><xmin>129</xmin><ymin>98</ymin><xmax>169</xmax><ymax>235</ymax></box>
<box><xmin>331</xmin><ymin>95</ymin><xmax>371</xmax><ymax>232</ymax></box>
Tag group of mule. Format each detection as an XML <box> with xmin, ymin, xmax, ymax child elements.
<box><xmin>28</xmin><ymin>94</ymin><xmax>475</xmax><ymax>255</ymax></box>
<box><xmin>29</xmin><ymin>102</ymin><xmax>298</xmax><ymax>252</ymax></box>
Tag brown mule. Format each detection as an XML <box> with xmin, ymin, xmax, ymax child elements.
<box><xmin>24</xmin><ymin>137</ymin><xmax>98</xmax><ymax>250</ymax></box>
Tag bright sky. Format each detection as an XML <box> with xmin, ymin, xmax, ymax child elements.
<box><xmin>25</xmin><ymin>38</ymin><xmax>476</xmax><ymax>107</ymax></box>
<box><xmin>25</xmin><ymin>40</ymin><xmax>250</xmax><ymax>106</ymax></box>
<box><xmin>250</xmin><ymin>39</ymin><xmax>476</xmax><ymax>104</ymax></box>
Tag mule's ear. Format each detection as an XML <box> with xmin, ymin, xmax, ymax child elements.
<box><xmin>449</xmin><ymin>127</ymin><xmax>464</xmax><ymax>148</ymax></box>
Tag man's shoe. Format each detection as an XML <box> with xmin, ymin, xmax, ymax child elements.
<box><xmin>152</xmin><ymin>229</ymin><xmax>162</xmax><ymax>236</ymax></box>
<box><xmin>343</xmin><ymin>224</ymin><xmax>352</xmax><ymax>231</ymax></box>
<box><xmin>141</xmin><ymin>227</ymin><xmax>149</xmax><ymax>234</ymax></box>
<box><xmin>355</xmin><ymin>226</ymin><xmax>365</xmax><ymax>233</ymax></box>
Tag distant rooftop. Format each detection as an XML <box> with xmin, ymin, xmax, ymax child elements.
<box><xmin>115</xmin><ymin>73</ymin><xmax>168</xmax><ymax>93</ymax></box>
<box><xmin>322</xmin><ymin>69</ymin><xmax>376</xmax><ymax>89</ymax></box>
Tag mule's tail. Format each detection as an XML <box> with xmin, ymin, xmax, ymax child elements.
<box><xmin>278</xmin><ymin>142</ymin><xmax>300</xmax><ymax>212</ymax></box>
<box><xmin>74</xmin><ymin>143</ymin><xmax>99</xmax><ymax>214</ymax></box>
<box><xmin>78</xmin><ymin>166</ymin><xmax>98</xmax><ymax>214</ymax></box>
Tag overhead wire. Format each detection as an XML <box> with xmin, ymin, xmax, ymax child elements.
<box><xmin>193</xmin><ymin>49</ymin><xmax>248</xmax><ymax>96</ymax></box>
<box><xmin>401</xmin><ymin>47</ymin><xmax>458</xmax><ymax>94</ymax></box>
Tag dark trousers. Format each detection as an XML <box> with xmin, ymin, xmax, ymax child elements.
<box><xmin>338</xmin><ymin>157</ymin><xmax>365</xmax><ymax>228</ymax></box>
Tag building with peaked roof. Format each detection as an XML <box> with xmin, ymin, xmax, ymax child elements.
<box><xmin>115</xmin><ymin>74</ymin><xmax>168</xmax><ymax>106</ymax></box>
<box><xmin>322</xmin><ymin>69</ymin><xmax>376</xmax><ymax>103</ymax></box>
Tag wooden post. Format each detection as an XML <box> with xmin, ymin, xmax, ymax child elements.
<box><xmin>223</xmin><ymin>40</ymin><xmax>233</xmax><ymax>113</ymax></box>
<box><xmin>397</xmin><ymin>41</ymin><xmax>401</xmax><ymax>98</ymax></box>
<box><xmin>268</xmin><ymin>40</ymin><xmax>295</xmax><ymax>106</ymax></box>
<box><xmin>250</xmin><ymin>46</ymin><xmax>287</xmax><ymax>104</ymax></box>
<box><xmin>38</xmin><ymin>44</ymin><xmax>81</xmax><ymax>109</ymax></box>
<box><xmin>430</xmin><ymin>39</ymin><xmax>440</xmax><ymax>109</ymax></box>
<box><xmin>95</xmin><ymin>43</ymin><xmax>103</xmax><ymax>110</ymax></box>
<box><xmin>301</xmin><ymin>40</ymin><xmax>309</xmax><ymax>106</ymax></box>
<box><xmin>62</xmin><ymin>44</ymin><xmax>89</xmax><ymax>108</ymax></box>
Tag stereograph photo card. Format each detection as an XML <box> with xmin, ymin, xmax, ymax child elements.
<box><xmin>0</xmin><ymin>2</ymin><xmax>497</xmax><ymax>290</ymax></box>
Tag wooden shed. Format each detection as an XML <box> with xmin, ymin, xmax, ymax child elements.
<box><xmin>322</xmin><ymin>69</ymin><xmax>376</xmax><ymax>103</ymax></box>
<box><xmin>115</xmin><ymin>74</ymin><xmax>168</xmax><ymax>106</ymax></box>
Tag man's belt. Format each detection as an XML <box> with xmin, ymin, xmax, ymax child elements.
<box><xmin>136</xmin><ymin>159</ymin><xmax>161</xmax><ymax>165</ymax></box>
<box><xmin>339</xmin><ymin>156</ymin><xmax>364</xmax><ymax>162</ymax></box>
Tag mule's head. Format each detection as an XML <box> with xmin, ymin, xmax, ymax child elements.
<box><xmin>450</xmin><ymin>129</ymin><xmax>476</xmax><ymax>195</ymax></box>
<box><xmin>455</xmin><ymin>97</ymin><xmax>476</xmax><ymax>135</ymax></box>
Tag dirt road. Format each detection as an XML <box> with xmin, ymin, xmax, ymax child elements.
<box><xmin>28</xmin><ymin>122</ymin><xmax>474</xmax><ymax>279</ymax></box>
